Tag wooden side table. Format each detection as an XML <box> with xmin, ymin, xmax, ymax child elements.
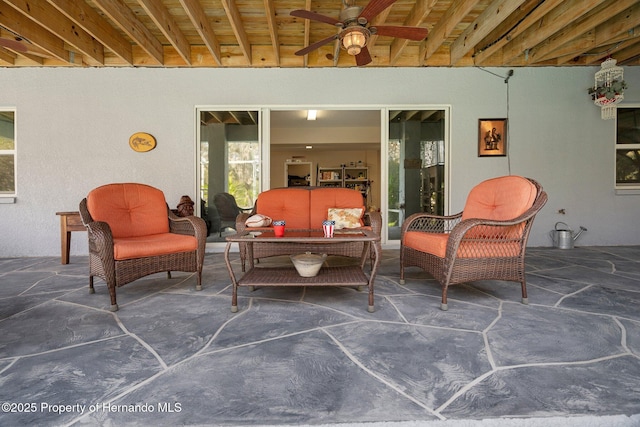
<box><xmin>56</xmin><ymin>211</ymin><xmax>85</xmax><ymax>264</ymax></box>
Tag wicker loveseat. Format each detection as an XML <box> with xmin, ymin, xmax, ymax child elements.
<box><xmin>235</xmin><ymin>187</ymin><xmax>382</xmax><ymax>269</ymax></box>
<box><xmin>79</xmin><ymin>183</ymin><xmax>207</xmax><ymax>311</ymax></box>
<box><xmin>400</xmin><ymin>176</ymin><xmax>547</xmax><ymax>311</ymax></box>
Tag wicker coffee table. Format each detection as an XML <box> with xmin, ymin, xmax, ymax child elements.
<box><xmin>224</xmin><ymin>229</ymin><xmax>381</xmax><ymax>313</ymax></box>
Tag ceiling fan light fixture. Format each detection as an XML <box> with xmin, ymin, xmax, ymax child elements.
<box><xmin>342</xmin><ymin>27</ymin><xmax>369</xmax><ymax>56</ymax></box>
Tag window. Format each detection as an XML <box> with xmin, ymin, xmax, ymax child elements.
<box><xmin>0</xmin><ymin>110</ymin><xmax>16</xmax><ymax>197</ymax></box>
<box><xmin>616</xmin><ymin>106</ymin><xmax>640</xmax><ymax>188</ymax></box>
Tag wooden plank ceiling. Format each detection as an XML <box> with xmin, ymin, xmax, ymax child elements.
<box><xmin>0</xmin><ymin>0</ymin><xmax>638</xmax><ymax>68</ymax></box>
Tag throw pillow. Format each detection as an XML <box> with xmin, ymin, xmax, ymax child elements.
<box><xmin>328</xmin><ymin>207</ymin><xmax>364</xmax><ymax>229</ymax></box>
<box><xmin>245</xmin><ymin>214</ymin><xmax>272</xmax><ymax>227</ymax></box>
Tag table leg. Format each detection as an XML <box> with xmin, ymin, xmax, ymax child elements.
<box><xmin>367</xmin><ymin>241</ymin><xmax>381</xmax><ymax>313</ymax></box>
<box><xmin>224</xmin><ymin>242</ymin><xmax>239</xmax><ymax>312</ymax></box>
<box><xmin>60</xmin><ymin>216</ymin><xmax>71</xmax><ymax>265</ymax></box>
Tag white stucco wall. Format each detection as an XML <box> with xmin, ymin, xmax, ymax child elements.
<box><xmin>0</xmin><ymin>66</ymin><xmax>639</xmax><ymax>257</ymax></box>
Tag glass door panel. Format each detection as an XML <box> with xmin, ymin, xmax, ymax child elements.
<box><xmin>198</xmin><ymin>110</ymin><xmax>260</xmax><ymax>243</ymax></box>
<box><xmin>387</xmin><ymin>109</ymin><xmax>447</xmax><ymax>241</ymax></box>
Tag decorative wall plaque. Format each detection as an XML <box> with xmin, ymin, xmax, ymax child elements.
<box><xmin>129</xmin><ymin>132</ymin><xmax>156</xmax><ymax>152</ymax></box>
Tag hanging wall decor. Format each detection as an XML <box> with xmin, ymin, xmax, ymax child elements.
<box><xmin>588</xmin><ymin>58</ymin><xmax>627</xmax><ymax>120</ymax></box>
<box><xmin>129</xmin><ymin>132</ymin><xmax>157</xmax><ymax>152</ymax></box>
<box><xmin>478</xmin><ymin>119</ymin><xmax>507</xmax><ymax>157</ymax></box>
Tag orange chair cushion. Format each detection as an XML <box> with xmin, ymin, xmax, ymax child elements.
<box><xmin>87</xmin><ymin>183</ymin><xmax>169</xmax><ymax>239</ymax></box>
<box><xmin>256</xmin><ymin>188</ymin><xmax>311</xmax><ymax>229</ymax></box>
<box><xmin>113</xmin><ymin>234</ymin><xmax>198</xmax><ymax>260</ymax></box>
<box><xmin>461</xmin><ymin>176</ymin><xmax>537</xmax><ymax>222</ymax></box>
<box><xmin>310</xmin><ymin>188</ymin><xmax>365</xmax><ymax>228</ymax></box>
<box><xmin>405</xmin><ymin>231</ymin><xmax>449</xmax><ymax>257</ymax></box>
<box><xmin>404</xmin><ymin>231</ymin><xmax>521</xmax><ymax>258</ymax></box>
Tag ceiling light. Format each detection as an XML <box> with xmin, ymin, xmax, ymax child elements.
<box><xmin>307</xmin><ymin>110</ymin><xmax>317</xmax><ymax>120</ymax></box>
<box><xmin>342</xmin><ymin>27</ymin><xmax>369</xmax><ymax>56</ymax></box>
<box><xmin>306</xmin><ymin>145</ymin><xmax>313</xmax><ymax>149</ymax></box>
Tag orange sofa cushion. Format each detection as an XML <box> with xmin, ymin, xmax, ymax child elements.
<box><xmin>310</xmin><ymin>188</ymin><xmax>365</xmax><ymax>228</ymax></box>
<box><xmin>113</xmin><ymin>234</ymin><xmax>198</xmax><ymax>260</ymax></box>
<box><xmin>254</xmin><ymin>187</ymin><xmax>366</xmax><ymax>230</ymax></box>
<box><xmin>87</xmin><ymin>183</ymin><xmax>169</xmax><ymax>239</ymax></box>
<box><xmin>256</xmin><ymin>188</ymin><xmax>311</xmax><ymax>229</ymax></box>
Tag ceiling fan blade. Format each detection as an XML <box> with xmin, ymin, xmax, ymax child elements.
<box><xmin>0</xmin><ymin>37</ymin><xmax>28</xmax><ymax>53</ymax></box>
<box><xmin>290</xmin><ymin>9</ymin><xmax>341</xmax><ymax>26</ymax></box>
<box><xmin>372</xmin><ymin>26</ymin><xmax>429</xmax><ymax>41</ymax></box>
<box><xmin>359</xmin><ymin>0</ymin><xmax>398</xmax><ymax>22</ymax></box>
<box><xmin>295</xmin><ymin>34</ymin><xmax>340</xmax><ymax>56</ymax></box>
<box><xmin>355</xmin><ymin>46</ymin><xmax>372</xmax><ymax>66</ymax></box>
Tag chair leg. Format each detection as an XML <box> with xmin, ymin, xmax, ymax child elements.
<box><xmin>196</xmin><ymin>271</ymin><xmax>202</xmax><ymax>291</ymax></box>
<box><xmin>440</xmin><ymin>286</ymin><xmax>449</xmax><ymax>311</ymax></box>
<box><xmin>521</xmin><ymin>280</ymin><xmax>529</xmax><ymax>305</ymax></box>
<box><xmin>167</xmin><ymin>271</ymin><xmax>172</xmax><ymax>279</ymax></box>
<box><xmin>107</xmin><ymin>282</ymin><xmax>118</xmax><ymax>312</ymax></box>
<box><xmin>89</xmin><ymin>276</ymin><xmax>95</xmax><ymax>294</ymax></box>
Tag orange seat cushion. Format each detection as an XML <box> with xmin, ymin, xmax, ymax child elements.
<box><xmin>405</xmin><ymin>231</ymin><xmax>449</xmax><ymax>257</ymax></box>
<box><xmin>256</xmin><ymin>188</ymin><xmax>311</xmax><ymax>229</ymax></box>
<box><xmin>87</xmin><ymin>183</ymin><xmax>169</xmax><ymax>238</ymax></box>
<box><xmin>113</xmin><ymin>234</ymin><xmax>197</xmax><ymax>260</ymax></box>
<box><xmin>404</xmin><ymin>231</ymin><xmax>521</xmax><ymax>258</ymax></box>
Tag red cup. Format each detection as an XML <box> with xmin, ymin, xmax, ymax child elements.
<box><xmin>273</xmin><ymin>220</ymin><xmax>285</xmax><ymax>237</ymax></box>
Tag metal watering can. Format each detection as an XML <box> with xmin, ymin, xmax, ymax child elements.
<box><xmin>549</xmin><ymin>222</ymin><xmax>587</xmax><ymax>249</ymax></box>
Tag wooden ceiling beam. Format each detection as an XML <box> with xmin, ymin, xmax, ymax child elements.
<box><xmin>389</xmin><ymin>0</ymin><xmax>436</xmax><ymax>65</ymax></box>
<box><xmin>450</xmin><ymin>0</ymin><xmax>528</xmax><ymax>66</ymax></box>
<box><xmin>47</xmin><ymin>0</ymin><xmax>133</xmax><ymax>65</ymax></box>
<box><xmin>4</xmin><ymin>0</ymin><xmax>104</xmax><ymax>65</ymax></box>
<box><xmin>263</xmin><ymin>0</ymin><xmax>279</xmax><ymax>66</ymax></box>
<box><xmin>554</xmin><ymin>5</ymin><xmax>640</xmax><ymax>65</ymax></box>
<box><xmin>473</xmin><ymin>0</ymin><xmax>563</xmax><ymax>65</ymax></box>
<box><xmin>501</xmin><ymin>0</ymin><xmax>609</xmax><ymax>65</ymax></box>
<box><xmin>220</xmin><ymin>0</ymin><xmax>251</xmax><ymax>65</ymax></box>
<box><xmin>526</xmin><ymin>0</ymin><xmax>637</xmax><ymax>64</ymax></box>
<box><xmin>92</xmin><ymin>0</ymin><xmax>164</xmax><ymax>65</ymax></box>
<box><xmin>0</xmin><ymin>46</ymin><xmax>15</xmax><ymax>64</ymax></box>
<box><xmin>421</xmin><ymin>0</ymin><xmax>482</xmax><ymax>64</ymax></box>
<box><xmin>0</xmin><ymin>2</ymin><xmax>69</xmax><ymax>62</ymax></box>
<box><xmin>179</xmin><ymin>0</ymin><xmax>222</xmax><ymax>66</ymax></box>
<box><xmin>583</xmin><ymin>27</ymin><xmax>640</xmax><ymax>65</ymax></box>
<box><xmin>137</xmin><ymin>0</ymin><xmax>191</xmax><ymax>65</ymax></box>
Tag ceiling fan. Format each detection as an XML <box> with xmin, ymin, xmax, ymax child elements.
<box><xmin>291</xmin><ymin>0</ymin><xmax>429</xmax><ymax>66</ymax></box>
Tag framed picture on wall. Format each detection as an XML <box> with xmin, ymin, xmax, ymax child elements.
<box><xmin>478</xmin><ymin>118</ymin><xmax>507</xmax><ymax>157</ymax></box>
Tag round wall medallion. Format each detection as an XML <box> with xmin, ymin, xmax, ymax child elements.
<box><xmin>129</xmin><ymin>132</ymin><xmax>156</xmax><ymax>152</ymax></box>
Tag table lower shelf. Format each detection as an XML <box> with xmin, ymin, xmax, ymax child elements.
<box><xmin>237</xmin><ymin>265</ymin><xmax>369</xmax><ymax>287</ymax></box>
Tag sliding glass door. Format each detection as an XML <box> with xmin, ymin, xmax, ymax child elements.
<box><xmin>198</xmin><ymin>109</ymin><xmax>260</xmax><ymax>242</ymax></box>
<box><xmin>386</xmin><ymin>109</ymin><xmax>448</xmax><ymax>241</ymax></box>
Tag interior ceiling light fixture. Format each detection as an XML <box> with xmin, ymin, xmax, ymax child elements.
<box><xmin>307</xmin><ymin>110</ymin><xmax>317</xmax><ymax>120</ymax></box>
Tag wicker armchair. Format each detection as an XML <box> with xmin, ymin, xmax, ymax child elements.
<box><xmin>400</xmin><ymin>176</ymin><xmax>547</xmax><ymax>311</ymax></box>
<box><xmin>79</xmin><ymin>183</ymin><xmax>207</xmax><ymax>311</ymax></box>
